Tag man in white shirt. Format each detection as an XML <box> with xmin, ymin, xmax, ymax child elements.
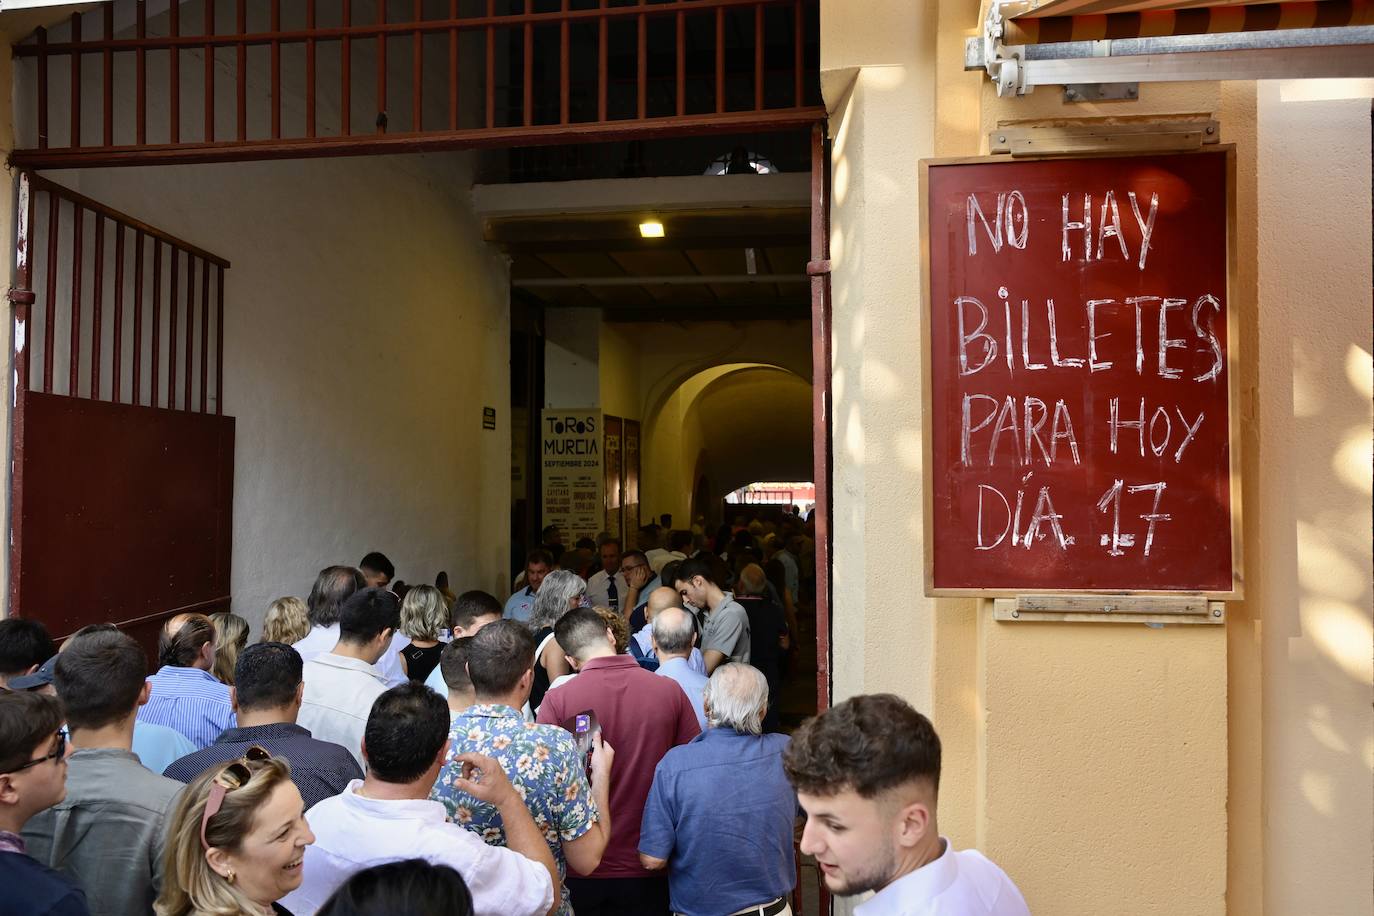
<box><xmin>585</xmin><ymin>539</ymin><xmax>628</xmax><ymax>613</ymax></box>
<box><xmin>784</xmin><ymin>695</ymin><xmax>1030</xmax><ymax>916</ymax></box>
<box><xmin>293</xmin><ymin>565</ymin><xmax>410</xmax><ymax>688</ymax></box>
<box><xmin>297</xmin><ymin>587</ymin><xmax>399</xmax><ymax>769</ymax></box>
<box><xmin>281</xmin><ymin>683</ymin><xmax>559</xmax><ymax>916</ymax></box>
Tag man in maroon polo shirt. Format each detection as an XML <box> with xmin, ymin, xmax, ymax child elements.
<box><xmin>536</xmin><ymin>606</ymin><xmax>700</xmax><ymax>915</ymax></box>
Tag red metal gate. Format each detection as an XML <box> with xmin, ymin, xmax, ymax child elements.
<box><xmin>7</xmin><ymin>172</ymin><xmax>234</xmax><ymax>646</ymax></box>
<box><xmin>9</xmin><ymin>0</ymin><xmax>824</xmax><ymax>170</ymax></box>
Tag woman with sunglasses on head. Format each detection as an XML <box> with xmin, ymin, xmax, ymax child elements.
<box><xmin>156</xmin><ymin>747</ymin><xmax>315</xmax><ymax>916</ymax></box>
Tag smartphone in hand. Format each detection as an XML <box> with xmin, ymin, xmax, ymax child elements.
<box><xmin>561</xmin><ymin>709</ymin><xmax>600</xmax><ymax>762</ymax></box>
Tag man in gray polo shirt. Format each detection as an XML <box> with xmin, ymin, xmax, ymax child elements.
<box><xmin>25</xmin><ymin>628</ymin><xmax>183</xmax><ymax>916</ymax></box>
<box><xmin>674</xmin><ymin>558</ymin><xmax>751</xmax><ymax>674</ymax></box>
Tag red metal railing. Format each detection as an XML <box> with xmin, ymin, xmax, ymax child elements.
<box><xmin>10</xmin><ymin>0</ymin><xmax>823</xmax><ymax>169</ymax></box>
<box><xmin>12</xmin><ymin>172</ymin><xmax>229</xmax><ymax>412</ymax></box>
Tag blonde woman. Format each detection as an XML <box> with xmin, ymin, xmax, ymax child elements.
<box><xmin>397</xmin><ymin>584</ymin><xmax>448</xmax><ymax>683</ymax></box>
<box><xmin>210</xmin><ymin>612</ymin><xmax>250</xmax><ymax>686</ymax></box>
<box><xmin>156</xmin><ymin>747</ymin><xmax>314</xmax><ymax>916</ymax></box>
<box><xmin>260</xmin><ymin>598</ymin><xmax>309</xmax><ymax>646</ymax></box>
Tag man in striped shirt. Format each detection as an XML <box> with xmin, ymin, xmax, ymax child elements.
<box><xmin>135</xmin><ymin>613</ymin><xmax>235</xmax><ymax>750</ymax></box>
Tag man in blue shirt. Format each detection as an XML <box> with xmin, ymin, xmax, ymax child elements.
<box><xmin>651</xmin><ymin>607</ymin><xmax>708</xmax><ymax>731</ymax></box>
<box><xmin>638</xmin><ymin>664</ymin><xmax>797</xmax><ymax>916</ymax></box>
<box><xmin>504</xmin><ymin>550</ymin><xmax>554</xmax><ymax>624</ymax></box>
<box><xmin>137</xmin><ymin>613</ymin><xmax>235</xmax><ymax>749</ymax></box>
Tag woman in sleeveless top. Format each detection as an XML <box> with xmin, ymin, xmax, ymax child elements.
<box><xmin>526</xmin><ymin>570</ymin><xmax>589</xmax><ymax>712</ymax></box>
<box><xmin>397</xmin><ymin>586</ymin><xmax>449</xmax><ymax>684</ymax></box>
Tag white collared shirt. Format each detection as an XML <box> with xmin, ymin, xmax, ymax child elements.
<box><xmin>279</xmin><ymin>781</ymin><xmax>554</xmax><ymax>916</ymax></box>
<box><xmin>585</xmin><ymin>569</ymin><xmax>629</xmax><ymax>609</ymax></box>
<box><xmin>293</xmin><ymin>624</ymin><xmax>411</xmax><ymax>688</ymax></box>
<box><xmin>854</xmin><ymin>840</ymin><xmax>1030</xmax><ymax>916</ymax></box>
<box><xmin>297</xmin><ymin>653</ymin><xmax>391</xmax><ymax>769</ymax></box>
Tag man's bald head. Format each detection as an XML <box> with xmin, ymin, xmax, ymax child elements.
<box><xmin>157</xmin><ymin>612</ymin><xmax>216</xmax><ymax>670</ymax></box>
<box><xmin>651</xmin><ymin>606</ymin><xmax>696</xmax><ymax>659</ymax></box>
<box><xmin>645</xmin><ymin>586</ymin><xmax>680</xmax><ymax>621</ymax></box>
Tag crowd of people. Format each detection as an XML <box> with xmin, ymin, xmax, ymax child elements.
<box><xmin>0</xmin><ymin>525</ymin><xmax>1031</xmax><ymax>916</ymax></box>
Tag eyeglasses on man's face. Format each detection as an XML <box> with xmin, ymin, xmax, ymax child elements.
<box><xmin>8</xmin><ymin>727</ymin><xmax>67</xmax><ymax>773</ymax></box>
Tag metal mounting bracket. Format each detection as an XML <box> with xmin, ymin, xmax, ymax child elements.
<box><xmin>1064</xmin><ymin>82</ymin><xmax>1140</xmax><ymax>102</ymax></box>
<box><xmin>982</xmin><ymin>2</ymin><xmax>1032</xmax><ymax>97</ymax></box>
<box><xmin>1063</xmin><ymin>40</ymin><xmax>1139</xmax><ymax>103</ymax></box>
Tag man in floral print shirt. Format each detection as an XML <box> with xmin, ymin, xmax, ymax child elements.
<box><xmin>433</xmin><ymin>620</ymin><xmax>614</xmax><ymax>916</ymax></box>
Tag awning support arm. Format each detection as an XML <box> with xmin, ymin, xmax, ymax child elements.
<box><xmin>971</xmin><ymin>6</ymin><xmax>1374</xmax><ymax>97</ymax></box>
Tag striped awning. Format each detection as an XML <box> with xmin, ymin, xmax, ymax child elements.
<box><xmin>1003</xmin><ymin>0</ymin><xmax>1373</xmax><ymax>44</ymax></box>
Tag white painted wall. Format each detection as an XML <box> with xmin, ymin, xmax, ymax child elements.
<box><xmin>544</xmin><ymin>307</ymin><xmax>600</xmax><ymax>409</ymax></box>
<box><xmin>60</xmin><ymin>152</ymin><xmax>511</xmax><ymax>627</ymax></box>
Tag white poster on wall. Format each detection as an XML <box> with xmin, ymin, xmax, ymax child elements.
<box><xmin>541</xmin><ymin>408</ymin><xmax>603</xmax><ymax>544</ymax></box>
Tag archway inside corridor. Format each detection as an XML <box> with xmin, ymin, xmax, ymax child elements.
<box><xmin>642</xmin><ymin>362</ymin><xmax>813</xmax><ymax>528</ymax></box>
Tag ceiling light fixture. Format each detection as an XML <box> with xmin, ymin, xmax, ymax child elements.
<box><xmin>639</xmin><ymin>220</ymin><xmax>665</xmax><ymax>238</ymax></box>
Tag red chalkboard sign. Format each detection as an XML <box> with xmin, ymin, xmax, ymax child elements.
<box><xmin>921</xmin><ymin>149</ymin><xmax>1241</xmax><ymax>597</ymax></box>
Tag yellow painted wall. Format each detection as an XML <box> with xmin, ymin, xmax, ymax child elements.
<box><xmin>599</xmin><ymin>321</ymin><xmax>641</xmax><ymax>423</ymax></box>
<box><xmin>821</xmin><ymin>3</ymin><xmax>1372</xmax><ymax>915</ymax></box>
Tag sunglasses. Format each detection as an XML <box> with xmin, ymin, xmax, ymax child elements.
<box><xmin>200</xmin><ymin>745</ymin><xmax>271</xmax><ymax>850</ymax></box>
<box><xmin>8</xmin><ymin>727</ymin><xmax>67</xmax><ymax>773</ymax></box>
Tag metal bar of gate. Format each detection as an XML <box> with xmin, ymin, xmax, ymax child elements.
<box><xmin>168</xmin><ymin>248</ymin><xmax>178</xmax><ymax>409</ymax></box>
<box><xmin>236</xmin><ymin>0</ymin><xmax>246</xmax><ymax>141</ymax></box>
<box><xmin>151</xmin><ymin>239</ymin><xmax>161</xmax><ymax>407</ymax></box>
<box><xmin>183</xmin><ymin>255</ymin><xmax>194</xmax><ymax>412</ymax></box>
<box><xmin>200</xmin><ymin>256</ymin><xmax>210</xmax><ymax>414</ymax></box>
<box><xmin>69</xmin><ymin>13</ymin><xmax>80</xmax><ymax>148</ymax></box>
<box><xmin>205</xmin><ymin>0</ymin><xmax>216</xmax><ymax>144</ymax></box>
<box><xmin>307</xmin><ymin>0</ymin><xmax>318</xmax><ymax>139</ymax></box>
<box><xmin>448</xmin><ymin>0</ymin><xmax>459</xmax><ymax>130</ymax></box>
<box><xmin>91</xmin><ymin>214</ymin><xmax>103</xmax><ymax>400</ymax></box>
<box><xmin>41</xmin><ymin>192</ymin><xmax>57</xmax><ymax>393</ymax></box>
<box><xmin>68</xmin><ymin>204</ymin><xmax>81</xmax><ymax>397</ymax></box>
<box><xmin>113</xmin><ymin>223</ymin><xmax>124</xmax><ymax>403</ymax></box>
<box><xmin>524</xmin><ymin>0</ymin><xmax>535</xmax><ymax>128</ymax></box>
<box><xmin>135</xmin><ymin>3</ymin><xmax>146</xmax><ymax>145</ymax></box>
<box><xmin>216</xmin><ymin>266</ymin><xmax>225</xmax><ymax>415</ymax></box>
<box><xmin>132</xmin><ymin>230</ymin><xmax>144</xmax><ymax>404</ymax></box>
<box><xmin>169</xmin><ymin>0</ymin><xmax>180</xmax><ymax>144</ymax></box>
<box><xmin>102</xmin><ymin>5</ymin><xmax>114</xmax><ymax>148</ymax></box>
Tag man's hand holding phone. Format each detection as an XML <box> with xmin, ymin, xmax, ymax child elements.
<box><xmin>589</xmin><ymin>732</ymin><xmax>614</xmax><ymax>783</ymax></box>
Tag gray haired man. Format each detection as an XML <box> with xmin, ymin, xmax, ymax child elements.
<box><xmin>652</xmin><ymin>607</ymin><xmax>708</xmax><ymax>731</ymax></box>
<box><xmin>638</xmin><ymin>664</ymin><xmax>797</xmax><ymax>916</ymax></box>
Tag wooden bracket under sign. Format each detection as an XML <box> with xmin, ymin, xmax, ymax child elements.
<box><xmin>994</xmin><ymin>595</ymin><xmax>1226</xmax><ymax>625</ymax></box>
<box><xmin>989</xmin><ymin>118</ymin><xmax>1220</xmax><ymax>157</ymax></box>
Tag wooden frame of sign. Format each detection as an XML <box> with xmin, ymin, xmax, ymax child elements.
<box><xmin>919</xmin><ymin>146</ymin><xmax>1243</xmax><ymax>602</ymax></box>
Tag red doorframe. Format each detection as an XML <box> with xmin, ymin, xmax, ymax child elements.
<box><xmin>805</xmin><ymin>119</ymin><xmax>834</xmax><ymax>916</ymax></box>
<box><xmin>807</xmin><ymin>122</ymin><xmax>831</xmax><ymax>716</ymax></box>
